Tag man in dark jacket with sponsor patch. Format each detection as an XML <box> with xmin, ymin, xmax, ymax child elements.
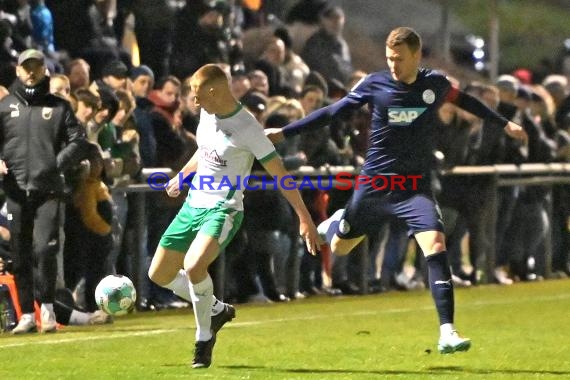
<box><xmin>0</xmin><ymin>49</ymin><xmax>87</xmax><ymax>334</ymax></box>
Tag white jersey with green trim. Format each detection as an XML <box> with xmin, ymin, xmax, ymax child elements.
<box><xmin>187</xmin><ymin>105</ymin><xmax>277</xmax><ymax>210</ymax></box>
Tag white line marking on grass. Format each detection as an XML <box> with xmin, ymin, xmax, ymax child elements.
<box><xmin>2</xmin><ymin>293</ymin><xmax>568</xmax><ymax>348</ymax></box>
<box><xmin>234</xmin><ymin>293</ymin><xmax>570</xmax><ymax>327</ymax></box>
<box><xmin>0</xmin><ymin>329</ymin><xmax>171</xmax><ymax>348</ymax></box>
<box><xmin>234</xmin><ymin>308</ymin><xmax>414</xmax><ymax>327</ymax></box>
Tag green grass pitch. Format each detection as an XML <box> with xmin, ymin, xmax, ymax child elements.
<box><xmin>2</xmin><ymin>279</ymin><xmax>569</xmax><ymax>379</ymax></box>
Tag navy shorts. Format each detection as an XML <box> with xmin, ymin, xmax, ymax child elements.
<box><xmin>336</xmin><ymin>186</ymin><xmax>444</xmax><ymax>239</ymax></box>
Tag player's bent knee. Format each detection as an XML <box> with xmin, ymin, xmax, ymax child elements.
<box><xmin>424</xmin><ymin>242</ymin><xmax>445</xmax><ymax>256</ymax></box>
<box><xmin>415</xmin><ymin>231</ymin><xmax>446</xmax><ymax>255</ymax></box>
<box><xmin>147</xmin><ymin>268</ymin><xmax>160</xmax><ymax>285</ymax></box>
<box><xmin>432</xmin><ymin>242</ymin><xmax>446</xmax><ymax>254</ymax></box>
<box><xmin>148</xmin><ymin>267</ymin><xmax>168</xmax><ymax>286</ymax></box>
<box><xmin>148</xmin><ymin>246</ymin><xmax>186</xmax><ymax>285</ymax></box>
<box><xmin>185</xmin><ymin>266</ymin><xmax>209</xmax><ymax>284</ymax></box>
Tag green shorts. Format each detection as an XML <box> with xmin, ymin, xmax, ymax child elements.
<box><xmin>159</xmin><ymin>201</ymin><xmax>244</xmax><ymax>254</ymax></box>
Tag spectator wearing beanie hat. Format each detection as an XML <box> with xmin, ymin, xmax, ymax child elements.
<box><xmin>131</xmin><ymin>65</ymin><xmax>155</xmax><ymax>98</ymax></box>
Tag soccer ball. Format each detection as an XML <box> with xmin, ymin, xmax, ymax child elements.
<box><xmin>95</xmin><ymin>275</ymin><xmax>137</xmax><ymax>316</ymax></box>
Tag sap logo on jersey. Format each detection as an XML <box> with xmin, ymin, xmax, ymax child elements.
<box><xmin>388</xmin><ymin>107</ymin><xmax>426</xmax><ymax>126</ymax></box>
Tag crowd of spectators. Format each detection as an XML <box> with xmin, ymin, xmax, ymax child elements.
<box><xmin>0</xmin><ymin>0</ymin><xmax>569</xmax><ymax>319</ymax></box>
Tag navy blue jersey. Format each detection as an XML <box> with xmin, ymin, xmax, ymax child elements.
<box><xmin>283</xmin><ymin>68</ymin><xmax>508</xmax><ymax>179</ymax></box>
<box><xmin>285</xmin><ymin>68</ymin><xmax>452</xmax><ymax>178</ymax></box>
<box><xmin>348</xmin><ymin>68</ymin><xmax>451</xmax><ymax>176</ymax></box>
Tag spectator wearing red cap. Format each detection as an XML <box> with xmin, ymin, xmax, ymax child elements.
<box><xmin>513</xmin><ymin>68</ymin><xmax>533</xmax><ymax>85</ymax></box>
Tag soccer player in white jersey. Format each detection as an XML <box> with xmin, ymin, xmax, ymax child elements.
<box><xmin>148</xmin><ymin>64</ymin><xmax>321</xmax><ymax>369</ymax></box>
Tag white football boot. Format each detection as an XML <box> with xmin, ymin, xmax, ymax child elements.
<box><xmin>438</xmin><ymin>330</ymin><xmax>471</xmax><ymax>354</ymax></box>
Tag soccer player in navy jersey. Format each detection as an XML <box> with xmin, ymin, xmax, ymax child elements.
<box><xmin>266</xmin><ymin>27</ymin><xmax>528</xmax><ymax>354</ymax></box>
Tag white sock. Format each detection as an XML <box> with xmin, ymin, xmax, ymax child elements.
<box><xmin>41</xmin><ymin>303</ymin><xmax>54</xmax><ymax>314</ymax></box>
<box><xmin>189</xmin><ymin>275</ymin><xmax>214</xmax><ymax>342</ymax></box>
<box><xmin>19</xmin><ymin>313</ymin><xmax>35</xmax><ymax>323</ymax></box>
<box><xmin>440</xmin><ymin>323</ymin><xmax>455</xmax><ymax>336</ymax></box>
<box><xmin>164</xmin><ymin>269</ymin><xmax>192</xmax><ymax>302</ymax></box>
<box><xmin>211</xmin><ymin>298</ymin><xmax>225</xmax><ymax>316</ymax></box>
<box><xmin>69</xmin><ymin>310</ymin><xmax>91</xmax><ymax>325</ymax></box>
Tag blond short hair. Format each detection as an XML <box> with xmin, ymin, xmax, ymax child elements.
<box><xmin>191</xmin><ymin>64</ymin><xmax>230</xmax><ymax>89</ymax></box>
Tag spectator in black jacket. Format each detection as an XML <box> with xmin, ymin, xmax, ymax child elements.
<box><xmin>300</xmin><ymin>6</ymin><xmax>353</xmax><ymax>88</ymax></box>
<box><xmin>0</xmin><ymin>49</ymin><xmax>87</xmax><ymax>334</ymax></box>
<box><xmin>504</xmin><ymin>85</ymin><xmax>557</xmax><ymax>281</ymax></box>
<box><xmin>493</xmin><ymin>75</ymin><xmax>529</xmax><ymax>285</ymax></box>
<box><xmin>170</xmin><ymin>1</ymin><xmax>237</xmax><ymax>80</ymax></box>
<box><xmin>142</xmin><ymin>75</ymin><xmax>190</xmax><ymax>310</ymax></box>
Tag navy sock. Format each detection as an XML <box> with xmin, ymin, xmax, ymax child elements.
<box><xmin>426</xmin><ymin>251</ymin><xmax>454</xmax><ymax>325</ymax></box>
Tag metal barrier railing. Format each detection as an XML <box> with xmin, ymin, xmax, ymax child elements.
<box><xmin>120</xmin><ymin>164</ymin><xmax>570</xmax><ymax>293</ymax></box>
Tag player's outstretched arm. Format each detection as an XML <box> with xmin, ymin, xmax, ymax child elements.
<box><xmin>166</xmin><ymin>151</ymin><xmax>199</xmax><ymax>198</ymax></box>
<box><xmin>261</xmin><ymin>155</ymin><xmax>323</xmax><ymax>254</ymax></box>
<box><xmin>452</xmin><ymin>90</ymin><xmax>528</xmax><ymax>144</ymax></box>
<box><xmin>280</xmin><ymin>97</ymin><xmax>362</xmax><ymax>138</ymax></box>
